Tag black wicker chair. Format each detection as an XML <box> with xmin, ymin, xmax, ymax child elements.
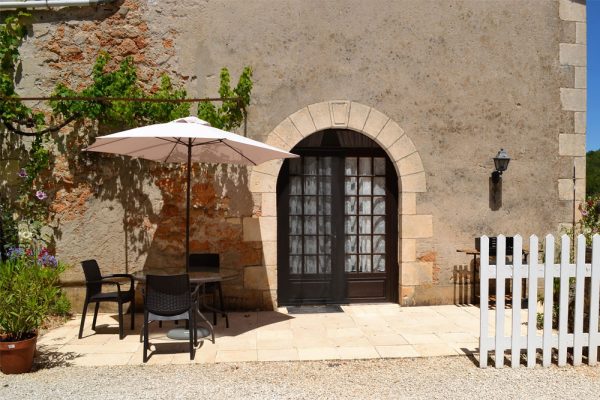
<box><xmin>79</xmin><ymin>260</ymin><xmax>135</xmax><ymax>340</ymax></box>
<box><xmin>189</xmin><ymin>253</ymin><xmax>228</xmax><ymax>327</ymax></box>
<box><xmin>142</xmin><ymin>274</ymin><xmax>199</xmax><ymax>363</ymax></box>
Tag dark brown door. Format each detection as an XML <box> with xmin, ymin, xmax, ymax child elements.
<box><xmin>277</xmin><ymin>130</ymin><xmax>398</xmax><ymax>305</ymax></box>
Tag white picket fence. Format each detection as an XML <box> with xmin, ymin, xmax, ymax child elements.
<box><xmin>479</xmin><ymin>234</ymin><xmax>600</xmax><ymax>368</ymax></box>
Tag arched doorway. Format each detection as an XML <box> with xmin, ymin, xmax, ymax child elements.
<box><xmin>277</xmin><ymin>129</ymin><xmax>399</xmax><ymax>305</ymax></box>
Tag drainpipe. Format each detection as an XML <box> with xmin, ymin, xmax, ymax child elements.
<box><xmin>0</xmin><ymin>0</ymin><xmax>116</xmax><ymax>9</ymax></box>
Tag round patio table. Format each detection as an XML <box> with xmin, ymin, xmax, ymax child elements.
<box><xmin>132</xmin><ymin>271</ymin><xmax>239</xmax><ymax>284</ymax></box>
<box><xmin>133</xmin><ymin>271</ymin><xmax>239</xmax><ymax>342</ymax></box>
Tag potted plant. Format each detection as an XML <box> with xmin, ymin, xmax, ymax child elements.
<box><xmin>0</xmin><ymin>246</ymin><xmax>65</xmax><ymax>374</ymax></box>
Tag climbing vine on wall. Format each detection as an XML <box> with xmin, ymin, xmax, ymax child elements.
<box><xmin>0</xmin><ymin>14</ymin><xmax>253</xmax><ymax>258</ymax></box>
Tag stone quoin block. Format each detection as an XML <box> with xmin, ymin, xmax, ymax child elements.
<box><xmin>576</xmin><ymin>22</ymin><xmax>586</xmax><ymax>44</ymax></box>
<box><xmin>401</xmin><ymin>172</ymin><xmax>427</xmax><ymax>193</ymax></box>
<box><xmin>559</xmin><ymin>43</ymin><xmax>586</xmax><ymax>66</ymax></box>
<box><xmin>260</xmin><ymin>192</ymin><xmax>277</xmax><ymax>217</ymax></box>
<box><xmin>400</xmin><ymin>192</ymin><xmax>417</xmax><ymax>215</ymax></box>
<box><xmin>244</xmin><ymin>266</ymin><xmax>271</xmax><ymax>290</ymax></box>
<box><xmin>558</xmin><ymin>178</ymin><xmax>586</xmax><ymax>201</ymax></box>
<box><xmin>261</xmin><ymin>241</ymin><xmax>277</xmax><ymax>266</ymax></box>
<box><xmin>574</xmin><ymin>112</ymin><xmax>586</xmax><ymax>133</ymax></box>
<box><xmin>249</xmin><ymin>171</ymin><xmax>277</xmax><ymax>193</ymax></box>
<box><xmin>560</xmin><ymin>88</ymin><xmax>586</xmax><ymax>111</ymax></box>
<box><xmin>574</xmin><ymin>67</ymin><xmax>586</xmax><ymax>89</ymax></box>
<box><xmin>242</xmin><ymin>217</ymin><xmax>261</xmax><ymax>242</ymax></box>
<box><xmin>559</xmin><ymin>0</ymin><xmax>586</xmax><ymax>22</ymax></box>
<box><xmin>559</xmin><ymin>133</ymin><xmax>586</xmax><ymax>156</ymax></box>
<box><xmin>401</xmin><ymin>239</ymin><xmax>417</xmax><ymax>262</ymax></box>
<box><xmin>398</xmin><ymin>152</ymin><xmax>424</xmax><ymax>177</ymax></box>
<box><xmin>258</xmin><ymin>217</ymin><xmax>277</xmax><ymax>241</ymax></box>
<box><xmin>401</xmin><ymin>261</ymin><xmax>433</xmax><ymax>286</ymax></box>
<box><xmin>252</xmin><ymin>159</ymin><xmax>283</xmax><ymax>177</ymax></box>
<box><xmin>401</xmin><ymin>215</ymin><xmax>433</xmax><ymax>238</ymax></box>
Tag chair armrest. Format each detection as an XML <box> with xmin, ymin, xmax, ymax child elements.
<box><xmin>104</xmin><ymin>274</ymin><xmax>134</xmax><ymax>286</ymax></box>
<box><xmin>102</xmin><ymin>280</ymin><xmax>123</xmax><ymax>294</ymax></box>
<box><xmin>86</xmin><ymin>279</ymin><xmax>123</xmax><ymax>294</ymax></box>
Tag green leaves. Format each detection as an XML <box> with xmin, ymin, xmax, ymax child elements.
<box><xmin>198</xmin><ymin>66</ymin><xmax>253</xmax><ymax>130</ymax></box>
<box><xmin>0</xmin><ymin>255</ymin><xmax>65</xmax><ymax>340</ymax></box>
<box><xmin>50</xmin><ymin>53</ymin><xmax>201</xmax><ymax>129</ymax></box>
<box><xmin>0</xmin><ymin>15</ymin><xmax>254</xmax><ymax>259</ymax></box>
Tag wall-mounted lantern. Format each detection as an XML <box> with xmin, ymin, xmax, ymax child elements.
<box><xmin>492</xmin><ymin>148</ymin><xmax>510</xmax><ymax>183</ymax></box>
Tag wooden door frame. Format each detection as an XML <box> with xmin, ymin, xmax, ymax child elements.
<box><xmin>276</xmin><ymin>137</ymin><xmax>399</xmax><ymax>305</ymax></box>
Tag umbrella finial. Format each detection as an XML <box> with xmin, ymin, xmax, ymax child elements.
<box><xmin>174</xmin><ymin>116</ymin><xmax>211</xmax><ymax>126</ymax></box>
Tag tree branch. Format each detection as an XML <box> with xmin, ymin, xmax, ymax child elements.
<box><xmin>1</xmin><ymin>114</ymin><xmax>80</xmax><ymax>137</ymax></box>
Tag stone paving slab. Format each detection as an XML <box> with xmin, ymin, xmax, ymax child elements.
<box><xmin>36</xmin><ymin>304</ymin><xmax>522</xmax><ymax>366</ymax></box>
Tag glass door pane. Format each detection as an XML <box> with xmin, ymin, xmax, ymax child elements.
<box><xmin>344</xmin><ymin>157</ymin><xmax>386</xmax><ymax>274</ymax></box>
<box><xmin>288</xmin><ymin>157</ymin><xmax>333</xmax><ymax>275</ymax></box>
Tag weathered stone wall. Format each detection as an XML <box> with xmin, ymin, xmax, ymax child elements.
<box><xmin>3</xmin><ymin>0</ymin><xmax>586</xmax><ymax>309</ymax></box>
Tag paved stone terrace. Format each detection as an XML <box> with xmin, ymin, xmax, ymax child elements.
<box><xmin>37</xmin><ymin>304</ymin><xmax>505</xmax><ymax>367</ymax></box>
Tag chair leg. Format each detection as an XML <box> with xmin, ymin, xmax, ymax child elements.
<box><xmin>217</xmin><ymin>282</ymin><xmax>229</xmax><ymax>328</ymax></box>
<box><xmin>130</xmin><ymin>297</ymin><xmax>135</xmax><ymax>330</ymax></box>
<box><xmin>212</xmin><ymin>291</ymin><xmax>217</xmax><ymax>326</ymax></box>
<box><xmin>78</xmin><ymin>300</ymin><xmax>89</xmax><ymax>339</ymax></box>
<box><xmin>118</xmin><ymin>301</ymin><xmax>124</xmax><ymax>340</ymax></box>
<box><xmin>189</xmin><ymin>312</ymin><xmax>196</xmax><ymax>360</ymax></box>
<box><xmin>143</xmin><ymin>312</ymin><xmax>149</xmax><ymax>363</ymax></box>
<box><xmin>91</xmin><ymin>303</ymin><xmax>100</xmax><ymax>330</ymax></box>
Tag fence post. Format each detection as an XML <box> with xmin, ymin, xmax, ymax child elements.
<box><xmin>542</xmin><ymin>234</ymin><xmax>555</xmax><ymax>367</ymax></box>
<box><xmin>573</xmin><ymin>234</ymin><xmax>586</xmax><ymax>365</ymax></box>
<box><xmin>495</xmin><ymin>235</ymin><xmax>506</xmax><ymax>368</ymax></box>
<box><xmin>527</xmin><ymin>235</ymin><xmax>539</xmax><ymax>368</ymax></box>
<box><xmin>558</xmin><ymin>234</ymin><xmax>570</xmax><ymax>367</ymax></box>
<box><xmin>479</xmin><ymin>235</ymin><xmax>490</xmax><ymax>368</ymax></box>
<box><xmin>511</xmin><ymin>235</ymin><xmax>523</xmax><ymax>368</ymax></box>
<box><xmin>589</xmin><ymin>234</ymin><xmax>600</xmax><ymax>366</ymax></box>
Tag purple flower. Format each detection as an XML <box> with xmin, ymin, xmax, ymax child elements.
<box><xmin>35</xmin><ymin>190</ymin><xmax>47</xmax><ymax>200</ymax></box>
<box><xmin>7</xmin><ymin>247</ymin><xmax>24</xmax><ymax>259</ymax></box>
<box><xmin>38</xmin><ymin>253</ymin><xmax>58</xmax><ymax>268</ymax></box>
<box><xmin>582</xmin><ymin>210</ymin><xmax>589</xmax><ymax>217</ymax></box>
<box><xmin>17</xmin><ymin>169</ymin><xmax>28</xmax><ymax>178</ymax></box>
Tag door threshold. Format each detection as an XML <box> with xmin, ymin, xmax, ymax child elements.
<box><xmin>286</xmin><ymin>305</ymin><xmax>344</xmax><ymax>314</ymax></box>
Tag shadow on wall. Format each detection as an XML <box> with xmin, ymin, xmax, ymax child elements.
<box><xmin>137</xmin><ymin>163</ymin><xmax>271</xmax><ymax>310</ymax></box>
<box><xmin>52</xmin><ymin>121</ymin><xmax>162</xmax><ymax>273</ymax></box>
<box><xmin>453</xmin><ymin>263</ymin><xmax>477</xmax><ymax>305</ymax></box>
<box><xmin>0</xmin><ymin>128</ymin><xmax>24</xmax><ymax>203</ymax></box>
<box><xmin>489</xmin><ymin>176</ymin><xmax>502</xmax><ymax>211</ymax></box>
<box><xmin>7</xmin><ymin>119</ymin><xmax>270</xmax><ymax>311</ymax></box>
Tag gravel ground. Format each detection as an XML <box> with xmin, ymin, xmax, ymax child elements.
<box><xmin>1</xmin><ymin>356</ymin><xmax>600</xmax><ymax>399</ymax></box>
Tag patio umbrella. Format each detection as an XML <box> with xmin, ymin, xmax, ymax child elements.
<box><xmin>85</xmin><ymin>116</ymin><xmax>297</xmax><ymax>270</ymax></box>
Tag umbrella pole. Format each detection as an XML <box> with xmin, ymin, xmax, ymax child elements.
<box><xmin>185</xmin><ymin>139</ymin><xmax>192</xmax><ymax>272</ymax></box>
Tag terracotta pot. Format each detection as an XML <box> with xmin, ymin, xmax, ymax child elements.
<box><xmin>0</xmin><ymin>334</ymin><xmax>37</xmax><ymax>374</ymax></box>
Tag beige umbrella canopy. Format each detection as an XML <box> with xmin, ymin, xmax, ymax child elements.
<box><xmin>85</xmin><ymin>116</ymin><xmax>298</xmax><ymax>270</ymax></box>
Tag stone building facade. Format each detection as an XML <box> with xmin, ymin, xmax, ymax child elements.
<box><xmin>2</xmin><ymin>0</ymin><xmax>587</xmax><ymax>310</ymax></box>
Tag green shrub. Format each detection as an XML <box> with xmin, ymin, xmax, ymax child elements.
<box><xmin>50</xmin><ymin>291</ymin><xmax>71</xmax><ymax>317</ymax></box>
<box><xmin>0</xmin><ymin>247</ymin><xmax>66</xmax><ymax>341</ymax></box>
